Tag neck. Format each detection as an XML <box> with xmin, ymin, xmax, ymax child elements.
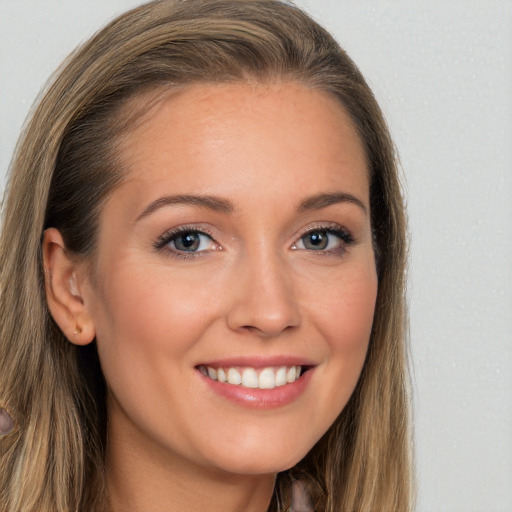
<box><xmin>105</xmin><ymin>407</ymin><xmax>276</xmax><ymax>512</ymax></box>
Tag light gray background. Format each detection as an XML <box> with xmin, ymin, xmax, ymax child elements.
<box><xmin>1</xmin><ymin>1</ymin><xmax>511</xmax><ymax>511</ymax></box>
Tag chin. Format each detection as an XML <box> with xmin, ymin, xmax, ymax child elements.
<box><xmin>201</xmin><ymin>436</ymin><xmax>316</xmax><ymax>476</ymax></box>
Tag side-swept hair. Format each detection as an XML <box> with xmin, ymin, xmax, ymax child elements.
<box><xmin>0</xmin><ymin>1</ymin><xmax>412</xmax><ymax>510</ymax></box>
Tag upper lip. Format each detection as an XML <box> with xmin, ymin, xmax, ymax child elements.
<box><xmin>196</xmin><ymin>355</ymin><xmax>317</xmax><ymax>369</ymax></box>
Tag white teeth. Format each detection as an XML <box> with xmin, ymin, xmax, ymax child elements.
<box><xmin>201</xmin><ymin>364</ymin><xmax>304</xmax><ymax>388</ymax></box>
<box><xmin>258</xmin><ymin>367</ymin><xmax>275</xmax><ymax>389</ymax></box>
<box><xmin>241</xmin><ymin>368</ymin><xmax>259</xmax><ymax>388</ymax></box>
<box><xmin>227</xmin><ymin>368</ymin><xmax>242</xmax><ymax>385</ymax></box>
<box><xmin>275</xmin><ymin>366</ymin><xmax>287</xmax><ymax>387</ymax></box>
<box><xmin>286</xmin><ymin>366</ymin><xmax>297</xmax><ymax>383</ymax></box>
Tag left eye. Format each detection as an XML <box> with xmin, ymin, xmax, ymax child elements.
<box><xmin>166</xmin><ymin>231</ymin><xmax>215</xmax><ymax>252</ymax></box>
<box><xmin>293</xmin><ymin>229</ymin><xmax>348</xmax><ymax>251</ymax></box>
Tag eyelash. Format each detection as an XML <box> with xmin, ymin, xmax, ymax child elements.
<box><xmin>154</xmin><ymin>223</ymin><xmax>355</xmax><ymax>259</ymax></box>
<box><xmin>154</xmin><ymin>224</ymin><xmax>218</xmax><ymax>260</ymax></box>
<box><xmin>292</xmin><ymin>224</ymin><xmax>355</xmax><ymax>256</ymax></box>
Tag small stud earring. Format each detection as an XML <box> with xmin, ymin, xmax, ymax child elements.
<box><xmin>0</xmin><ymin>407</ymin><xmax>14</xmax><ymax>435</ymax></box>
<box><xmin>73</xmin><ymin>325</ymin><xmax>82</xmax><ymax>336</ymax></box>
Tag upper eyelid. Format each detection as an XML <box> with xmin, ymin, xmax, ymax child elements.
<box><xmin>294</xmin><ymin>222</ymin><xmax>353</xmax><ymax>240</ymax></box>
<box><xmin>160</xmin><ymin>224</ymin><xmax>216</xmax><ymax>238</ymax></box>
<box><xmin>154</xmin><ymin>225</ymin><xmax>217</xmax><ymax>249</ymax></box>
<box><xmin>295</xmin><ymin>228</ymin><xmax>351</xmax><ymax>243</ymax></box>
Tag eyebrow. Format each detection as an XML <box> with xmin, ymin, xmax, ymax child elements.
<box><xmin>136</xmin><ymin>190</ymin><xmax>367</xmax><ymax>222</ymax></box>
<box><xmin>136</xmin><ymin>194</ymin><xmax>235</xmax><ymax>222</ymax></box>
<box><xmin>297</xmin><ymin>192</ymin><xmax>368</xmax><ymax>215</ymax></box>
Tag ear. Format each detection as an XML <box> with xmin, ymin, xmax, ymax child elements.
<box><xmin>42</xmin><ymin>228</ymin><xmax>96</xmax><ymax>346</ymax></box>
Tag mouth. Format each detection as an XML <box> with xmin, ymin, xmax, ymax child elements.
<box><xmin>196</xmin><ymin>364</ymin><xmax>307</xmax><ymax>390</ymax></box>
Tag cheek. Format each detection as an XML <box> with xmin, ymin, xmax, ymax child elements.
<box><xmin>306</xmin><ymin>256</ymin><xmax>377</xmax><ymax>345</ymax></box>
<box><xmin>88</xmin><ymin>262</ymin><xmax>223</xmax><ymax>397</ymax></box>
<box><xmin>86</xmin><ymin>263</ymin><xmax>226</xmax><ymax>449</ymax></box>
<box><xmin>311</xmin><ymin>262</ymin><xmax>378</xmax><ymax>396</ymax></box>
<box><xmin>331</xmin><ymin>273</ymin><xmax>377</xmax><ymax>344</ymax></box>
<box><xmin>94</xmin><ymin>261</ymin><xmax>218</xmax><ymax>345</ymax></box>
<box><xmin>335</xmin><ymin>271</ymin><xmax>376</xmax><ymax>355</ymax></box>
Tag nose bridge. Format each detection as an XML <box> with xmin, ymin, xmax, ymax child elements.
<box><xmin>226</xmin><ymin>240</ymin><xmax>301</xmax><ymax>337</ymax></box>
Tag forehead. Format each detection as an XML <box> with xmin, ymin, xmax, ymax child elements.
<box><xmin>115</xmin><ymin>81</ymin><xmax>369</xmax><ymax>210</ymax></box>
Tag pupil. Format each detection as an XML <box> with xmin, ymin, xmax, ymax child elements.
<box><xmin>305</xmin><ymin>230</ymin><xmax>328</xmax><ymax>250</ymax></box>
<box><xmin>177</xmin><ymin>232</ymin><xmax>199</xmax><ymax>251</ymax></box>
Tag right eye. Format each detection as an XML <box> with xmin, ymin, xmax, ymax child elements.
<box><xmin>155</xmin><ymin>228</ymin><xmax>218</xmax><ymax>256</ymax></box>
<box><xmin>168</xmin><ymin>231</ymin><xmax>214</xmax><ymax>252</ymax></box>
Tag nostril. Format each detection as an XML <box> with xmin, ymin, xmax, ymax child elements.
<box><xmin>237</xmin><ymin>322</ymin><xmax>299</xmax><ymax>339</ymax></box>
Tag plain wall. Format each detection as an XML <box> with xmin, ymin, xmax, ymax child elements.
<box><xmin>1</xmin><ymin>1</ymin><xmax>511</xmax><ymax>511</ymax></box>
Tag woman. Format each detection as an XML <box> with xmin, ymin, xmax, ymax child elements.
<box><xmin>0</xmin><ymin>1</ymin><xmax>412</xmax><ymax>511</ymax></box>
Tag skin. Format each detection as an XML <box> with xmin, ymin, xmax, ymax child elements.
<box><xmin>44</xmin><ymin>82</ymin><xmax>377</xmax><ymax>512</ymax></box>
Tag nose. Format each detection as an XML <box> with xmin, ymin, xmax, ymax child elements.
<box><xmin>226</xmin><ymin>250</ymin><xmax>301</xmax><ymax>338</ymax></box>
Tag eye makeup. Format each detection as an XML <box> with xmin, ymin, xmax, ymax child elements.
<box><xmin>291</xmin><ymin>221</ymin><xmax>356</xmax><ymax>258</ymax></box>
<box><xmin>153</xmin><ymin>224</ymin><xmax>221</xmax><ymax>259</ymax></box>
<box><xmin>153</xmin><ymin>220</ymin><xmax>355</xmax><ymax>260</ymax></box>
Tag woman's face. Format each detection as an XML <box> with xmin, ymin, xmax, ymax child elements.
<box><xmin>80</xmin><ymin>82</ymin><xmax>377</xmax><ymax>475</ymax></box>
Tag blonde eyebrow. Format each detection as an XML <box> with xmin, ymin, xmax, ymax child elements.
<box><xmin>136</xmin><ymin>194</ymin><xmax>235</xmax><ymax>222</ymax></box>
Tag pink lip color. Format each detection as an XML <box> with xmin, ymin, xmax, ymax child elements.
<box><xmin>197</xmin><ymin>366</ymin><xmax>314</xmax><ymax>409</ymax></box>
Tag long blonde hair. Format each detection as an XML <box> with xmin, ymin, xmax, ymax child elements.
<box><xmin>0</xmin><ymin>1</ymin><xmax>412</xmax><ymax>510</ymax></box>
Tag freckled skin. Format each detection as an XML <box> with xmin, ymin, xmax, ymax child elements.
<box><xmin>79</xmin><ymin>82</ymin><xmax>377</xmax><ymax>511</ymax></box>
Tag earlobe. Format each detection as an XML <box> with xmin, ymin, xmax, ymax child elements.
<box><xmin>42</xmin><ymin>228</ymin><xmax>95</xmax><ymax>346</ymax></box>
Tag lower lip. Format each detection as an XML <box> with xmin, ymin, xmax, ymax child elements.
<box><xmin>198</xmin><ymin>369</ymin><xmax>313</xmax><ymax>409</ymax></box>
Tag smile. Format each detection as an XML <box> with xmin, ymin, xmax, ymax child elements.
<box><xmin>197</xmin><ymin>365</ymin><xmax>303</xmax><ymax>389</ymax></box>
